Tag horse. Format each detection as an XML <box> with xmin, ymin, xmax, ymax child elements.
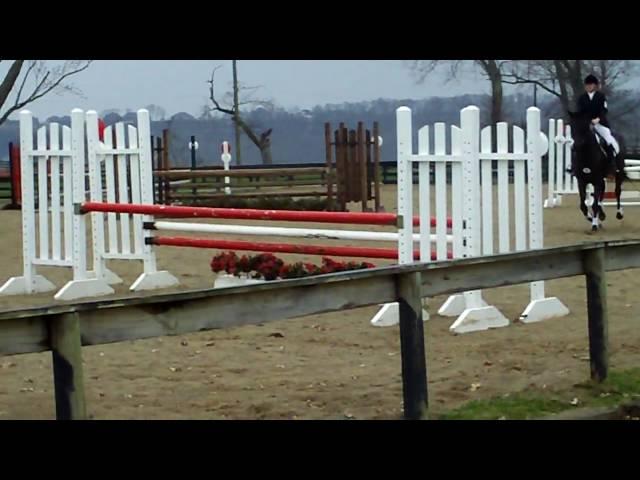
<box><xmin>567</xmin><ymin>111</ymin><xmax>627</xmax><ymax>231</ymax></box>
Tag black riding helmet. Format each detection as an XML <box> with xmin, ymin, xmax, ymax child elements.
<box><xmin>584</xmin><ymin>74</ymin><xmax>599</xmax><ymax>85</ymax></box>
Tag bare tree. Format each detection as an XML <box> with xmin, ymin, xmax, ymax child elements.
<box><xmin>502</xmin><ymin>60</ymin><xmax>640</xmax><ymax>120</ymax></box>
<box><xmin>0</xmin><ymin>60</ymin><xmax>93</xmax><ymax>125</ymax></box>
<box><xmin>207</xmin><ymin>64</ymin><xmax>275</xmax><ymax>165</ymax></box>
<box><xmin>407</xmin><ymin>60</ymin><xmax>509</xmax><ymax>127</ymax></box>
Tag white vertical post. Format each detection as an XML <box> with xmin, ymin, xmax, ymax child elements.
<box><xmin>103</xmin><ymin>126</ymin><xmax>118</xmax><ymax>253</ymax></box>
<box><xmin>480</xmin><ymin>126</ymin><xmax>493</xmax><ymax>256</ymax></box>
<box><xmin>460</xmin><ymin>106</ymin><xmax>482</xmax><ymax>308</ymax></box>
<box><xmin>21</xmin><ymin>111</ymin><xmax>37</xmax><ymax>288</ymax></box>
<box><xmin>526</xmin><ymin>107</ymin><xmax>545</xmax><ymax>301</ymax></box>
<box><xmin>62</xmin><ymin>126</ymin><xmax>73</xmax><ymax>261</ymax></box>
<box><xmin>417</xmin><ymin>126</ymin><xmax>431</xmax><ymax>262</ymax></box>
<box><xmin>447</xmin><ymin>105</ymin><xmax>509</xmax><ymax>334</ymax></box>
<box><xmin>115</xmin><ymin>123</ymin><xmax>131</xmax><ymax>254</ymax></box>
<box><xmin>128</xmin><ymin>125</ymin><xmax>144</xmax><ymax>254</ymax></box>
<box><xmin>128</xmin><ymin>109</ymin><xmax>179</xmax><ymax>292</ymax></box>
<box><xmin>54</xmin><ymin>109</ymin><xmax>115</xmax><ymax>301</ymax></box>
<box><xmin>519</xmin><ymin>110</ymin><xmax>570</xmax><ymax>324</ymax></box>
<box><xmin>450</xmin><ymin>126</ymin><xmax>463</xmax><ymax>259</ymax></box>
<box><xmin>50</xmin><ymin>123</ymin><xmax>61</xmax><ymax>261</ymax></box>
<box><xmin>434</xmin><ymin>123</ymin><xmax>448</xmax><ymax>261</ymax></box>
<box><xmin>86</xmin><ymin>111</ymin><xmax>106</xmax><ymax>278</ymax></box>
<box><xmin>71</xmin><ymin>109</ymin><xmax>87</xmax><ymax>281</ymax></box>
<box><xmin>497</xmin><ymin>123</ymin><xmax>510</xmax><ymax>253</ymax></box>
<box><xmin>546</xmin><ymin>119</ymin><xmax>556</xmax><ymax>206</ymax></box>
<box><xmin>555</xmin><ymin>120</ymin><xmax>565</xmax><ymax>194</ymax></box>
<box><xmin>36</xmin><ymin>126</ymin><xmax>49</xmax><ymax>261</ymax></box>
<box><xmin>0</xmin><ymin>111</ymin><xmax>56</xmax><ymax>295</ymax></box>
<box><xmin>513</xmin><ymin>126</ymin><xmax>526</xmax><ymax>251</ymax></box>
<box><xmin>566</xmin><ymin>125</ymin><xmax>577</xmax><ymax>193</ymax></box>
<box><xmin>137</xmin><ymin>109</ymin><xmax>158</xmax><ymax>273</ymax></box>
<box><xmin>396</xmin><ymin>106</ymin><xmax>414</xmax><ymax>265</ymax></box>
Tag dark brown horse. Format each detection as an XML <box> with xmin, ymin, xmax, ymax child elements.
<box><xmin>567</xmin><ymin>111</ymin><xmax>627</xmax><ymax>231</ymax></box>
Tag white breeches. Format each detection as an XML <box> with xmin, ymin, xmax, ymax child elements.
<box><xmin>593</xmin><ymin>124</ymin><xmax>620</xmax><ymax>154</ymax></box>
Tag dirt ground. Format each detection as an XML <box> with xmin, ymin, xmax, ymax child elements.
<box><xmin>1</xmin><ymin>184</ymin><xmax>640</xmax><ymax>420</ymax></box>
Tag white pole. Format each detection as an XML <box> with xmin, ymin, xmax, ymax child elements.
<box><xmin>152</xmin><ymin>220</ymin><xmax>454</xmax><ymax>243</ymax></box>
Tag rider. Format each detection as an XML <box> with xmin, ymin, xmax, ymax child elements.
<box><xmin>576</xmin><ymin>74</ymin><xmax>620</xmax><ymax>172</ymax></box>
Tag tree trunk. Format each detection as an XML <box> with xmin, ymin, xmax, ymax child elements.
<box><xmin>260</xmin><ymin>144</ymin><xmax>273</xmax><ymax>165</ymax></box>
<box><xmin>0</xmin><ymin>60</ymin><xmax>25</xmax><ymax>125</ymax></box>
<box><xmin>232</xmin><ymin>60</ymin><xmax>242</xmax><ymax>166</ymax></box>
<box><xmin>481</xmin><ymin>60</ymin><xmax>503</xmax><ymax>150</ymax></box>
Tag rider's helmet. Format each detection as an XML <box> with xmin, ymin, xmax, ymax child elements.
<box><xmin>584</xmin><ymin>74</ymin><xmax>599</xmax><ymax>85</ymax></box>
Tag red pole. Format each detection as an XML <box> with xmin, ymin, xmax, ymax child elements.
<box><xmin>82</xmin><ymin>202</ymin><xmax>453</xmax><ymax>228</ymax></box>
<box><xmin>9</xmin><ymin>143</ymin><xmax>21</xmax><ymax>208</ymax></box>
<box><xmin>148</xmin><ymin>235</ymin><xmax>453</xmax><ymax>261</ymax></box>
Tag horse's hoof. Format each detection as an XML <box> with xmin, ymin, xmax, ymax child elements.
<box><xmin>591</xmin><ymin>225</ymin><xmax>599</xmax><ymax>232</ymax></box>
<box><xmin>617</xmin><ymin>212</ymin><xmax>624</xmax><ymax>220</ymax></box>
<box><xmin>599</xmin><ymin>211</ymin><xmax>606</xmax><ymax>221</ymax></box>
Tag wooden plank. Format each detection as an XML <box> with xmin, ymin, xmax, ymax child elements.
<box><xmin>2</xmin><ymin>241</ymin><xmax>639</xmax><ymax>359</ymax></box>
<box><xmin>583</xmin><ymin>247</ymin><xmax>608</xmax><ymax>382</ymax></box>
<box><xmin>169</xmin><ymin>191</ymin><xmax>328</xmax><ymax>200</ymax></box>
<box><xmin>49</xmin><ymin>312</ymin><xmax>87</xmax><ymax>420</ymax></box>
<box><xmin>358</xmin><ymin>122</ymin><xmax>367</xmax><ymax>211</ymax></box>
<box><xmin>0</xmin><ymin>275</ymin><xmax>396</xmax><ymax>356</ymax></box>
<box><xmin>397</xmin><ymin>272</ymin><xmax>429</xmax><ymax>420</ymax></box>
<box><xmin>336</xmin><ymin>126</ymin><xmax>347</xmax><ymax>210</ymax></box>
<box><xmin>348</xmin><ymin>129</ymin><xmax>358</xmax><ymax>202</ymax></box>
<box><xmin>373</xmin><ymin>122</ymin><xmax>381</xmax><ymax>212</ymax></box>
<box><xmin>155</xmin><ymin>167</ymin><xmax>327</xmax><ymax>179</ymax></box>
<box><xmin>169</xmin><ymin>179</ymin><xmax>328</xmax><ymax>189</ymax></box>
<box><xmin>162</xmin><ymin>129</ymin><xmax>170</xmax><ymax>202</ymax></box>
<box><xmin>325</xmin><ymin>123</ymin><xmax>334</xmax><ymax>210</ymax></box>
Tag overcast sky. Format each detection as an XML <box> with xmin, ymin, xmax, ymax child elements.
<box><xmin>5</xmin><ymin>60</ymin><xmax>640</xmax><ymax>120</ymax></box>
<box><xmin>4</xmin><ymin>60</ymin><xmax>499</xmax><ymax>119</ymax></box>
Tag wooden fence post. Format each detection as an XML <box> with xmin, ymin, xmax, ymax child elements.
<box><xmin>373</xmin><ymin>122</ymin><xmax>381</xmax><ymax>212</ymax></box>
<box><xmin>49</xmin><ymin>312</ymin><xmax>87</xmax><ymax>420</ymax></box>
<box><xmin>396</xmin><ymin>271</ymin><xmax>429</xmax><ymax>419</ymax></box>
<box><xmin>583</xmin><ymin>247</ymin><xmax>609</xmax><ymax>382</ymax></box>
<box><xmin>324</xmin><ymin>123</ymin><xmax>334</xmax><ymax>210</ymax></box>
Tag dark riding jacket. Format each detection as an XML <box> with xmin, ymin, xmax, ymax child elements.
<box><xmin>577</xmin><ymin>91</ymin><xmax>610</xmax><ymax>128</ymax></box>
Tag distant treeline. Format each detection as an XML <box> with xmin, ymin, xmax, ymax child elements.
<box><xmin>2</xmin><ymin>92</ymin><xmax>639</xmax><ymax>167</ymax></box>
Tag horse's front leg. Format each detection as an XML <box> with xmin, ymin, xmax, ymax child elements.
<box><xmin>591</xmin><ymin>182</ymin><xmax>603</xmax><ymax>231</ymax></box>
<box><xmin>577</xmin><ymin>177</ymin><xmax>589</xmax><ymax>219</ymax></box>
<box><xmin>597</xmin><ymin>178</ymin><xmax>607</xmax><ymax>222</ymax></box>
<box><xmin>615</xmin><ymin>171</ymin><xmax>624</xmax><ymax>220</ymax></box>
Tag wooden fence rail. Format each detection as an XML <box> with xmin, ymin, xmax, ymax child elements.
<box><xmin>1</xmin><ymin>239</ymin><xmax>638</xmax><ymax>419</ymax></box>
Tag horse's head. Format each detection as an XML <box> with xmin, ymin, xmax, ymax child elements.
<box><xmin>567</xmin><ymin>111</ymin><xmax>605</xmax><ymax>174</ymax></box>
<box><xmin>567</xmin><ymin>111</ymin><xmax>594</xmax><ymax>149</ymax></box>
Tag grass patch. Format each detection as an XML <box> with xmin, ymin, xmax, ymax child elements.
<box><xmin>436</xmin><ymin>368</ymin><xmax>640</xmax><ymax>420</ymax></box>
